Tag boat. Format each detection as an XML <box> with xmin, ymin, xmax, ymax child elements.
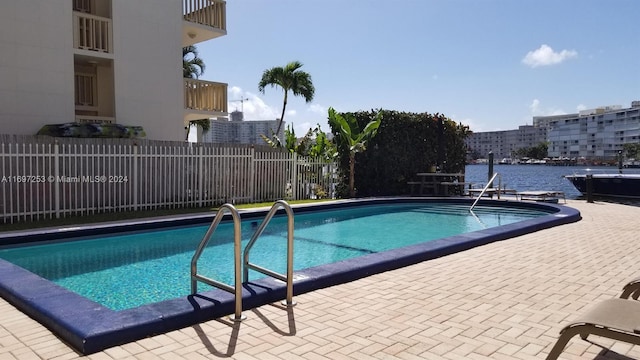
<box><xmin>564</xmin><ymin>172</ymin><xmax>640</xmax><ymax>198</ymax></box>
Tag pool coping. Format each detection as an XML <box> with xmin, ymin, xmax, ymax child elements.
<box><xmin>0</xmin><ymin>197</ymin><xmax>581</xmax><ymax>354</ymax></box>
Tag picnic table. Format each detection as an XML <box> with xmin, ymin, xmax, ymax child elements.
<box><xmin>409</xmin><ymin>172</ymin><xmax>470</xmax><ymax>196</ymax></box>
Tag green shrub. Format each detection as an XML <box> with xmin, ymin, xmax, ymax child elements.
<box><xmin>329</xmin><ymin>110</ymin><xmax>470</xmax><ymax>197</ymax></box>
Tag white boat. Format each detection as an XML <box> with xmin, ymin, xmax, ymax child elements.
<box><xmin>564</xmin><ymin>172</ymin><xmax>640</xmax><ymax>199</ymax></box>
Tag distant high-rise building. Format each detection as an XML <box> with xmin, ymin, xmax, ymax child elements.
<box><xmin>546</xmin><ymin>103</ymin><xmax>640</xmax><ymax>160</ymax></box>
<box><xmin>465</xmin><ymin>102</ymin><xmax>640</xmax><ymax>162</ymax></box>
<box><xmin>202</xmin><ymin>112</ymin><xmax>285</xmax><ymax>144</ymax></box>
<box><xmin>465</xmin><ymin>125</ymin><xmax>547</xmax><ymax>160</ymax></box>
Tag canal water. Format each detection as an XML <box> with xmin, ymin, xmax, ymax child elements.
<box><xmin>464</xmin><ymin>164</ymin><xmax>640</xmax><ymax>200</ymax></box>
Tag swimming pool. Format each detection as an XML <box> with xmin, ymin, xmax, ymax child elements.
<box><xmin>0</xmin><ymin>198</ymin><xmax>580</xmax><ymax>354</ymax></box>
<box><xmin>2</xmin><ymin>202</ymin><xmax>551</xmax><ymax>310</ymax></box>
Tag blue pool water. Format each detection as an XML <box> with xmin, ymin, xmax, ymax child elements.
<box><xmin>0</xmin><ymin>202</ymin><xmax>552</xmax><ymax>311</ymax></box>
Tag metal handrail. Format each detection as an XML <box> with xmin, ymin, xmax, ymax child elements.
<box><xmin>470</xmin><ymin>172</ymin><xmax>500</xmax><ymax>211</ymax></box>
<box><xmin>190</xmin><ymin>203</ymin><xmax>245</xmax><ymax>321</ymax></box>
<box><xmin>243</xmin><ymin>200</ymin><xmax>296</xmax><ymax>307</ymax></box>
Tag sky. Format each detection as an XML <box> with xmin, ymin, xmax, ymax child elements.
<box><xmin>195</xmin><ymin>0</ymin><xmax>640</xmax><ymax>135</ymax></box>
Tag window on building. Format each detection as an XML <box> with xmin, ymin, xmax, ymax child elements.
<box><xmin>73</xmin><ymin>0</ymin><xmax>92</xmax><ymax>13</ymax></box>
<box><xmin>74</xmin><ymin>73</ymin><xmax>97</xmax><ymax>107</ymax></box>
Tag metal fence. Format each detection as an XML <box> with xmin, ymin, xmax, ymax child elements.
<box><xmin>0</xmin><ymin>136</ymin><xmax>338</xmax><ymax>223</ymax></box>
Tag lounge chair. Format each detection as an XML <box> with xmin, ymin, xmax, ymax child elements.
<box><xmin>546</xmin><ymin>278</ymin><xmax>640</xmax><ymax>359</ymax></box>
<box><xmin>621</xmin><ymin>277</ymin><xmax>640</xmax><ymax>300</ymax></box>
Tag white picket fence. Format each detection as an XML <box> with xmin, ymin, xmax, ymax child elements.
<box><xmin>0</xmin><ymin>137</ymin><xmax>338</xmax><ymax>223</ymax></box>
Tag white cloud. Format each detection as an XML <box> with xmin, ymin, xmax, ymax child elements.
<box><xmin>529</xmin><ymin>99</ymin><xmax>541</xmax><ymax>114</ymax></box>
<box><xmin>228</xmin><ymin>86</ymin><xmax>279</xmax><ymax>120</ymax></box>
<box><xmin>243</xmin><ymin>95</ymin><xmax>279</xmax><ymax>120</ymax></box>
<box><xmin>529</xmin><ymin>99</ymin><xmax>567</xmax><ymax>116</ymax></box>
<box><xmin>549</xmin><ymin>109</ymin><xmax>567</xmax><ymax>116</ymax></box>
<box><xmin>308</xmin><ymin>104</ymin><xmax>327</xmax><ymax>115</ymax></box>
<box><xmin>226</xmin><ymin>86</ymin><xmax>330</xmax><ymax>136</ymax></box>
<box><xmin>293</xmin><ymin>121</ymin><xmax>313</xmax><ymax>135</ymax></box>
<box><xmin>576</xmin><ymin>104</ymin><xmax>587</xmax><ymax>112</ymax></box>
<box><xmin>522</xmin><ymin>44</ymin><xmax>578</xmax><ymax>68</ymax></box>
<box><xmin>453</xmin><ymin>117</ymin><xmax>485</xmax><ymax>132</ymax></box>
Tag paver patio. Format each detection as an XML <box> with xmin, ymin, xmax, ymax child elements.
<box><xmin>1</xmin><ymin>200</ymin><xmax>639</xmax><ymax>359</ymax></box>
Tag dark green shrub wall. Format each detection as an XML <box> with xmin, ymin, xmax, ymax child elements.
<box><xmin>330</xmin><ymin>110</ymin><xmax>470</xmax><ymax>197</ymax></box>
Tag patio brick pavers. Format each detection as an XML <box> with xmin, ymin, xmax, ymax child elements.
<box><xmin>1</xmin><ymin>199</ymin><xmax>640</xmax><ymax>359</ymax></box>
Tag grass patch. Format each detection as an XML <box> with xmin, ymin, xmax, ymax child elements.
<box><xmin>0</xmin><ymin>199</ymin><xmax>336</xmax><ymax>233</ymax></box>
<box><xmin>233</xmin><ymin>199</ymin><xmax>333</xmax><ymax>209</ymax></box>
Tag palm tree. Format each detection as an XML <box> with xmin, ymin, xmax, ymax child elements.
<box><xmin>183</xmin><ymin>45</ymin><xmax>208</xmax><ymax>140</ymax></box>
<box><xmin>183</xmin><ymin>45</ymin><xmax>205</xmax><ymax>79</ymax></box>
<box><xmin>328</xmin><ymin>108</ymin><xmax>381</xmax><ymax>198</ymax></box>
<box><xmin>258</xmin><ymin>61</ymin><xmax>315</xmax><ymax>135</ymax></box>
<box><xmin>188</xmin><ymin>119</ymin><xmax>210</xmax><ymax>134</ymax></box>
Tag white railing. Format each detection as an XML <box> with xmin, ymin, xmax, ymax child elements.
<box><xmin>73</xmin><ymin>12</ymin><xmax>112</xmax><ymax>53</ymax></box>
<box><xmin>0</xmin><ymin>138</ymin><xmax>337</xmax><ymax>223</ymax></box>
<box><xmin>183</xmin><ymin>0</ymin><xmax>226</xmax><ymax>31</ymax></box>
<box><xmin>185</xmin><ymin>79</ymin><xmax>227</xmax><ymax>113</ymax></box>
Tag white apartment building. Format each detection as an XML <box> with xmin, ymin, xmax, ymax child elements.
<box><xmin>0</xmin><ymin>0</ymin><xmax>227</xmax><ymax>141</ymax></box>
<box><xmin>466</xmin><ymin>101</ymin><xmax>640</xmax><ymax>162</ymax></box>
<box><xmin>547</xmin><ymin>102</ymin><xmax>640</xmax><ymax>160</ymax></box>
<box><xmin>465</xmin><ymin>125</ymin><xmax>547</xmax><ymax>160</ymax></box>
<box><xmin>202</xmin><ymin>111</ymin><xmax>284</xmax><ymax>144</ymax></box>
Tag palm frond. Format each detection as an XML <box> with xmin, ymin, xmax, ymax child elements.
<box><xmin>258</xmin><ymin>61</ymin><xmax>316</xmax><ymax>134</ymax></box>
<box><xmin>183</xmin><ymin>45</ymin><xmax>205</xmax><ymax>79</ymax></box>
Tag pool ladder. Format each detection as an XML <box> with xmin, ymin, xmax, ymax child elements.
<box><xmin>190</xmin><ymin>204</ymin><xmax>245</xmax><ymax>321</ymax></box>
<box><xmin>244</xmin><ymin>200</ymin><xmax>296</xmax><ymax>308</ymax></box>
<box><xmin>190</xmin><ymin>200</ymin><xmax>295</xmax><ymax>322</ymax></box>
<box><xmin>469</xmin><ymin>172</ymin><xmax>501</xmax><ymax>211</ymax></box>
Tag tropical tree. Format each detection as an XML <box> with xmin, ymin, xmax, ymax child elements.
<box><xmin>514</xmin><ymin>141</ymin><xmax>549</xmax><ymax>160</ymax></box>
<box><xmin>261</xmin><ymin>124</ymin><xmax>336</xmax><ymax>160</ymax></box>
<box><xmin>623</xmin><ymin>143</ymin><xmax>640</xmax><ymax>159</ymax></box>
<box><xmin>183</xmin><ymin>45</ymin><xmax>205</xmax><ymax>79</ymax></box>
<box><xmin>183</xmin><ymin>45</ymin><xmax>209</xmax><ymax>139</ymax></box>
<box><xmin>308</xmin><ymin>125</ymin><xmax>337</xmax><ymax>161</ymax></box>
<box><xmin>258</xmin><ymin>61</ymin><xmax>315</xmax><ymax>135</ymax></box>
<box><xmin>186</xmin><ymin>119</ymin><xmax>211</xmax><ymax>141</ymax></box>
<box><xmin>328</xmin><ymin>107</ymin><xmax>382</xmax><ymax>198</ymax></box>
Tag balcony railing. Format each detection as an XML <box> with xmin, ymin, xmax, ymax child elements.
<box><xmin>183</xmin><ymin>0</ymin><xmax>226</xmax><ymax>45</ymax></box>
<box><xmin>185</xmin><ymin>79</ymin><xmax>228</xmax><ymax>115</ymax></box>
<box><xmin>183</xmin><ymin>0</ymin><xmax>226</xmax><ymax>30</ymax></box>
<box><xmin>73</xmin><ymin>12</ymin><xmax>113</xmax><ymax>53</ymax></box>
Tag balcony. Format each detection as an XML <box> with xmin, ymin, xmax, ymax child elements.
<box><xmin>184</xmin><ymin>79</ymin><xmax>228</xmax><ymax>122</ymax></box>
<box><xmin>183</xmin><ymin>0</ymin><xmax>227</xmax><ymax>46</ymax></box>
<box><xmin>73</xmin><ymin>11</ymin><xmax>113</xmax><ymax>54</ymax></box>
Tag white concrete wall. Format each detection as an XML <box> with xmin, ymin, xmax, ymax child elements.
<box><xmin>0</xmin><ymin>0</ymin><xmax>186</xmax><ymax>141</ymax></box>
<box><xmin>0</xmin><ymin>0</ymin><xmax>75</xmax><ymax>136</ymax></box>
<box><xmin>112</xmin><ymin>0</ymin><xmax>184</xmax><ymax>141</ymax></box>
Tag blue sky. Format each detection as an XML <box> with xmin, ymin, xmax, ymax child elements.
<box><xmin>196</xmin><ymin>0</ymin><xmax>639</xmax><ymax>135</ymax></box>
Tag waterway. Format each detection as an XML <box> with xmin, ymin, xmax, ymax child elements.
<box><xmin>464</xmin><ymin>164</ymin><xmax>640</xmax><ymax>200</ymax></box>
